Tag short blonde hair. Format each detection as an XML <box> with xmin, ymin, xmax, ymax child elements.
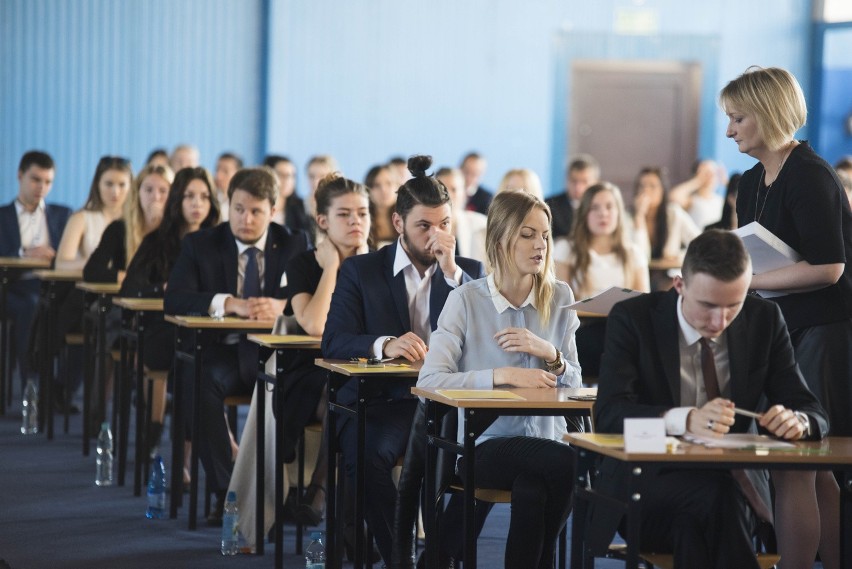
<box><xmin>719</xmin><ymin>66</ymin><xmax>807</xmax><ymax>151</ymax></box>
<box><xmin>496</xmin><ymin>168</ymin><xmax>544</xmax><ymax>200</ymax></box>
<box><xmin>486</xmin><ymin>190</ymin><xmax>555</xmax><ymax>324</ymax></box>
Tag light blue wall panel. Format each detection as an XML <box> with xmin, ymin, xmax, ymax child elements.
<box><xmin>1</xmin><ymin>0</ymin><xmax>263</xmax><ymax>208</ymax></box>
<box><xmin>266</xmin><ymin>0</ymin><xmax>812</xmax><ymax>197</ymax></box>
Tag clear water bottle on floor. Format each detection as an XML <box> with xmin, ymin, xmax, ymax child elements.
<box><xmin>146</xmin><ymin>455</ymin><xmax>166</xmax><ymax>519</ymax></box>
<box><xmin>221</xmin><ymin>491</ymin><xmax>239</xmax><ymax>555</ymax></box>
<box><xmin>21</xmin><ymin>379</ymin><xmax>39</xmax><ymax>435</ymax></box>
<box><xmin>305</xmin><ymin>531</ymin><xmax>325</xmax><ymax>568</ymax></box>
<box><xmin>95</xmin><ymin>422</ymin><xmax>114</xmax><ymax>486</ymax></box>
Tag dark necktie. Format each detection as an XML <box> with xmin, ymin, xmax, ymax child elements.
<box><xmin>699</xmin><ymin>337</ymin><xmax>774</xmax><ymax>524</ymax></box>
<box><xmin>239</xmin><ymin>246</ymin><xmax>262</xmax><ymax>383</ymax></box>
<box><xmin>243</xmin><ymin>247</ymin><xmax>261</xmax><ymax>298</ymax></box>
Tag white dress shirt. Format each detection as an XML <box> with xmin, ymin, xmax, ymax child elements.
<box><xmin>15</xmin><ymin>199</ymin><xmax>49</xmax><ymax>255</ymax></box>
<box><xmin>209</xmin><ymin>230</ymin><xmax>270</xmax><ymax>316</ymax></box>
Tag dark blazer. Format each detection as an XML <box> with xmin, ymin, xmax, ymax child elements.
<box><xmin>83</xmin><ymin>219</ymin><xmax>126</xmax><ymax>283</ymax></box>
<box><xmin>465</xmin><ymin>185</ymin><xmax>493</xmax><ymax>216</ymax></box>
<box><xmin>164</xmin><ymin>221</ymin><xmax>310</xmax><ymax>316</ymax></box>
<box><xmin>0</xmin><ymin>200</ymin><xmax>72</xmax><ymax>257</ymax></box>
<box><xmin>322</xmin><ymin>241</ymin><xmax>485</xmax><ymax>403</ymax></box>
<box><xmin>588</xmin><ymin>289</ymin><xmax>829</xmax><ymax>553</ymax></box>
<box><xmin>545</xmin><ymin>192</ymin><xmax>573</xmax><ymax>240</ymax></box>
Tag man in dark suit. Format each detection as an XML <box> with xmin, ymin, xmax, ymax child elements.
<box><xmin>165</xmin><ymin>166</ymin><xmax>310</xmax><ymax>523</ymax></box>
<box><xmin>591</xmin><ymin>230</ymin><xmax>829</xmax><ymax>569</ymax></box>
<box><xmin>322</xmin><ymin>158</ymin><xmax>485</xmax><ymax>565</ymax></box>
<box><xmin>459</xmin><ymin>151</ymin><xmax>493</xmax><ymax>215</ymax></box>
<box><xmin>545</xmin><ymin>153</ymin><xmax>599</xmax><ymax>239</ymax></box>
<box><xmin>0</xmin><ymin>151</ymin><xmax>71</xmax><ymax>386</ymax></box>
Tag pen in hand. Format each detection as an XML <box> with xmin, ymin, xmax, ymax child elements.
<box><xmin>733</xmin><ymin>407</ymin><xmax>762</xmax><ymax>420</ymax></box>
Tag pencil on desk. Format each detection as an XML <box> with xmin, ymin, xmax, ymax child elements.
<box><xmin>734</xmin><ymin>407</ymin><xmax>762</xmax><ymax>419</ymax></box>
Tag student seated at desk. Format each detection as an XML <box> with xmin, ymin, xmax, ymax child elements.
<box><xmin>591</xmin><ymin>230</ymin><xmax>829</xmax><ymax>569</ymax></box>
<box><xmin>164</xmin><ymin>166</ymin><xmax>310</xmax><ymax>524</ymax></box>
<box><xmin>554</xmin><ymin>182</ymin><xmax>649</xmax><ymax>376</ymax></box>
<box><xmin>276</xmin><ymin>172</ymin><xmax>371</xmax><ymax>525</ymax></box>
<box><xmin>322</xmin><ymin>155</ymin><xmax>484</xmax><ymax>565</ymax></box>
<box><xmin>121</xmin><ymin>167</ymin><xmax>219</xmax><ymax>457</ymax></box>
<box><xmin>83</xmin><ymin>163</ymin><xmax>173</xmax><ymax>283</ymax></box>
<box><xmin>418</xmin><ymin>190</ymin><xmax>583</xmax><ymax>569</ymax></box>
<box><xmin>0</xmin><ymin>151</ymin><xmax>71</xmax><ymax>389</ymax></box>
<box><xmin>50</xmin><ymin>156</ymin><xmax>133</xmax><ymax>407</ymax></box>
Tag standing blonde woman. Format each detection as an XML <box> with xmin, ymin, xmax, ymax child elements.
<box><xmin>418</xmin><ymin>190</ymin><xmax>582</xmax><ymax>569</ymax></box>
<box><xmin>723</xmin><ymin>65</ymin><xmax>850</xmax><ymax>569</ymax></box>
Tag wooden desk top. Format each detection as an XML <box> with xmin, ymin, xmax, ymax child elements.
<box><xmin>76</xmin><ymin>281</ymin><xmax>121</xmax><ymax>294</ymax></box>
<box><xmin>33</xmin><ymin>269</ymin><xmax>83</xmax><ymax>281</ymax></box>
<box><xmin>164</xmin><ymin>314</ymin><xmax>275</xmax><ymax>330</ymax></box>
<box><xmin>248</xmin><ymin>334</ymin><xmax>321</xmax><ymax>349</ymax></box>
<box><xmin>0</xmin><ymin>256</ymin><xmax>52</xmax><ymax>269</ymax></box>
<box><xmin>565</xmin><ymin>433</ymin><xmax>852</xmax><ymax>466</ymax></box>
<box><xmin>412</xmin><ymin>386</ymin><xmax>597</xmax><ymax>409</ymax></box>
<box><xmin>315</xmin><ymin>358</ymin><xmax>421</xmax><ymax>377</ymax></box>
<box><xmin>112</xmin><ymin>297</ymin><xmax>164</xmax><ymax>311</ymax></box>
<box><xmin>648</xmin><ymin>258</ymin><xmax>682</xmax><ymax>271</ymax></box>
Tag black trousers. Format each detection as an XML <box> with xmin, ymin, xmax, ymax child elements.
<box><xmin>628</xmin><ymin>468</ymin><xmax>759</xmax><ymax>569</ymax></box>
<box><xmin>460</xmin><ymin>436</ymin><xmax>574</xmax><ymax>569</ymax></box>
<box><xmin>337</xmin><ymin>397</ymin><xmax>418</xmax><ymax>565</ymax></box>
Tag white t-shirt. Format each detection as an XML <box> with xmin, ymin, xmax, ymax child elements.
<box><xmin>553</xmin><ymin>238</ymin><xmax>647</xmax><ymax>299</ymax></box>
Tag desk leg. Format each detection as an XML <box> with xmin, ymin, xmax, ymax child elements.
<box><xmin>117</xmin><ymin>315</ymin><xmax>131</xmax><ymax>487</ymax></box>
<box><xmin>256</xmin><ymin>367</ymin><xmax>266</xmax><ymax>556</ymax></box>
<box><xmin>625</xmin><ymin>465</ymin><xmax>642</xmax><ymax>569</ymax></box>
<box><xmin>326</xmin><ymin>373</ymin><xmax>340</xmax><ymax>569</ymax></box>
<box><xmin>0</xmin><ymin>274</ymin><xmax>8</xmax><ymax>414</ymax></box>
<box><xmin>843</xmin><ymin>471</ymin><xmax>851</xmax><ymax>569</ymax></box>
<box><xmin>170</xmin><ymin>330</ymin><xmax>184</xmax><ymax>519</ymax></box>
<box><xmin>82</xmin><ymin>311</ymin><xmax>93</xmax><ymax>456</ymax></box>
<box><xmin>189</xmin><ymin>329</ymin><xmax>202</xmax><ymax>530</ymax></box>
<box><xmin>98</xmin><ymin>296</ymin><xmax>108</xmax><ymax>435</ymax></box>
<box><xmin>44</xmin><ymin>282</ymin><xmax>56</xmax><ymax>440</ymax></box>
<box><xmin>462</xmin><ymin>409</ymin><xmax>477</xmax><ymax>569</ymax></box>
<box><xmin>133</xmin><ymin>317</ymin><xmax>146</xmax><ymax>497</ymax></box>
<box><xmin>570</xmin><ymin>448</ymin><xmax>594</xmax><ymax>569</ymax></box>
<box><xmin>424</xmin><ymin>400</ymin><xmax>439</xmax><ymax>569</ymax></box>
<box><xmin>354</xmin><ymin>378</ymin><xmax>366</xmax><ymax>569</ymax></box>
<box><xmin>274</xmin><ymin>349</ymin><xmax>285</xmax><ymax>569</ymax></box>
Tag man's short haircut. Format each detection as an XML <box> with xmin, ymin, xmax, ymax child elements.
<box><xmin>682</xmin><ymin>229</ymin><xmax>750</xmax><ymax>283</ymax></box>
<box><xmin>19</xmin><ymin>150</ymin><xmax>54</xmax><ymax>173</ymax></box>
<box><xmin>835</xmin><ymin>156</ymin><xmax>852</xmax><ymax>171</ymax></box>
<box><xmin>567</xmin><ymin>153</ymin><xmax>600</xmax><ymax>175</ymax></box>
<box><xmin>217</xmin><ymin>152</ymin><xmax>244</xmax><ymax>169</ymax></box>
<box><xmin>395</xmin><ymin>155</ymin><xmax>451</xmax><ymax>219</ymax></box>
<box><xmin>388</xmin><ymin>156</ymin><xmax>407</xmax><ymax>167</ymax></box>
<box><xmin>263</xmin><ymin>154</ymin><xmax>292</xmax><ymax>169</ymax></box>
<box><xmin>227</xmin><ymin>166</ymin><xmax>279</xmax><ymax>208</ymax></box>
<box><xmin>460</xmin><ymin>151</ymin><xmax>483</xmax><ymax>166</ymax></box>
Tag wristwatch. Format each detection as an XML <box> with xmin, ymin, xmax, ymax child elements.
<box><xmin>545</xmin><ymin>348</ymin><xmax>564</xmax><ymax>373</ymax></box>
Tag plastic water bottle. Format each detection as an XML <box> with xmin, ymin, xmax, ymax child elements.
<box><xmin>146</xmin><ymin>455</ymin><xmax>167</xmax><ymax>519</ymax></box>
<box><xmin>220</xmin><ymin>491</ymin><xmax>239</xmax><ymax>555</ymax></box>
<box><xmin>305</xmin><ymin>531</ymin><xmax>325</xmax><ymax>568</ymax></box>
<box><xmin>95</xmin><ymin>422</ymin><xmax>114</xmax><ymax>486</ymax></box>
<box><xmin>21</xmin><ymin>379</ymin><xmax>39</xmax><ymax>435</ymax></box>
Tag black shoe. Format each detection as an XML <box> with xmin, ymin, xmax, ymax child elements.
<box><xmin>343</xmin><ymin>525</ymin><xmax>383</xmax><ymax>564</ymax></box>
<box><xmin>282</xmin><ymin>487</ymin><xmax>299</xmax><ymax>522</ymax></box>
<box><xmin>52</xmin><ymin>386</ymin><xmax>80</xmax><ymax>414</ymax></box>
<box><xmin>207</xmin><ymin>492</ymin><xmax>225</xmax><ymax>527</ymax></box>
<box><xmin>295</xmin><ymin>484</ymin><xmax>326</xmax><ymax>526</ymax></box>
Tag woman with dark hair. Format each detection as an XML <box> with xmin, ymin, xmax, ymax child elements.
<box><xmin>120</xmin><ymin>166</ymin><xmax>219</xmax><ymax>457</ymax></box>
<box><xmin>632</xmin><ymin>166</ymin><xmax>700</xmax><ymax>262</ymax></box>
<box><xmin>705</xmin><ymin>173</ymin><xmax>741</xmax><ymax>231</ymax></box>
<box><xmin>365</xmin><ymin>163</ymin><xmax>398</xmax><ymax>247</ymax></box>
<box><xmin>265</xmin><ymin>155</ymin><xmax>312</xmax><ymax>234</ymax></box>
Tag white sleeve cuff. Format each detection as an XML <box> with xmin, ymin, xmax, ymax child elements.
<box><xmin>372</xmin><ymin>336</ymin><xmax>394</xmax><ymax>358</ymax></box>
<box><xmin>444</xmin><ymin>266</ymin><xmax>463</xmax><ymax>288</ymax></box>
<box><xmin>664</xmin><ymin>407</ymin><xmax>695</xmax><ymax>436</ymax></box>
<box><xmin>209</xmin><ymin>293</ymin><xmax>232</xmax><ymax>317</ymax></box>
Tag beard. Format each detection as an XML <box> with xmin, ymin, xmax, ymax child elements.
<box><xmin>402</xmin><ymin>230</ymin><xmax>436</xmax><ymax>268</ymax></box>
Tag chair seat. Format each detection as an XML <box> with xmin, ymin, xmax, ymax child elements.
<box><xmin>64</xmin><ymin>333</ymin><xmax>84</xmax><ymax>345</ymax></box>
<box><xmin>224</xmin><ymin>395</ymin><xmax>252</xmax><ymax>407</ymax></box>
<box><xmin>448</xmin><ymin>484</ymin><xmax>511</xmax><ymax>504</ymax></box>
<box><xmin>606</xmin><ymin>544</ymin><xmax>780</xmax><ymax>569</ymax></box>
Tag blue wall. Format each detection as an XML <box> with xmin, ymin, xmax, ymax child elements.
<box><xmin>266</xmin><ymin>0</ymin><xmax>813</xmax><ymax>196</ymax></box>
<box><xmin>818</xmin><ymin>26</ymin><xmax>852</xmax><ymax>164</ymax></box>
<box><xmin>1</xmin><ymin>0</ymin><xmax>823</xmax><ymax>208</ymax></box>
<box><xmin>0</xmin><ymin>0</ymin><xmax>263</xmax><ymax>207</ymax></box>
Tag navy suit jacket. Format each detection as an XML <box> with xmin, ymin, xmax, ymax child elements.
<box><xmin>0</xmin><ymin>200</ymin><xmax>71</xmax><ymax>257</ymax></box>
<box><xmin>588</xmin><ymin>289</ymin><xmax>829</xmax><ymax>553</ymax></box>
<box><xmin>322</xmin><ymin>241</ymin><xmax>485</xmax><ymax>403</ymax></box>
<box><xmin>164</xmin><ymin>221</ymin><xmax>310</xmax><ymax>316</ymax></box>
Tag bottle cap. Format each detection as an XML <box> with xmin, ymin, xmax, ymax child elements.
<box><xmin>227</xmin><ymin>491</ymin><xmax>237</xmax><ymax>501</ymax></box>
<box><xmin>101</xmin><ymin>422</ymin><xmax>109</xmax><ymax>429</ymax></box>
<box><xmin>311</xmin><ymin>531</ymin><xmax>322</xmax><ymax>540</ymax></box>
